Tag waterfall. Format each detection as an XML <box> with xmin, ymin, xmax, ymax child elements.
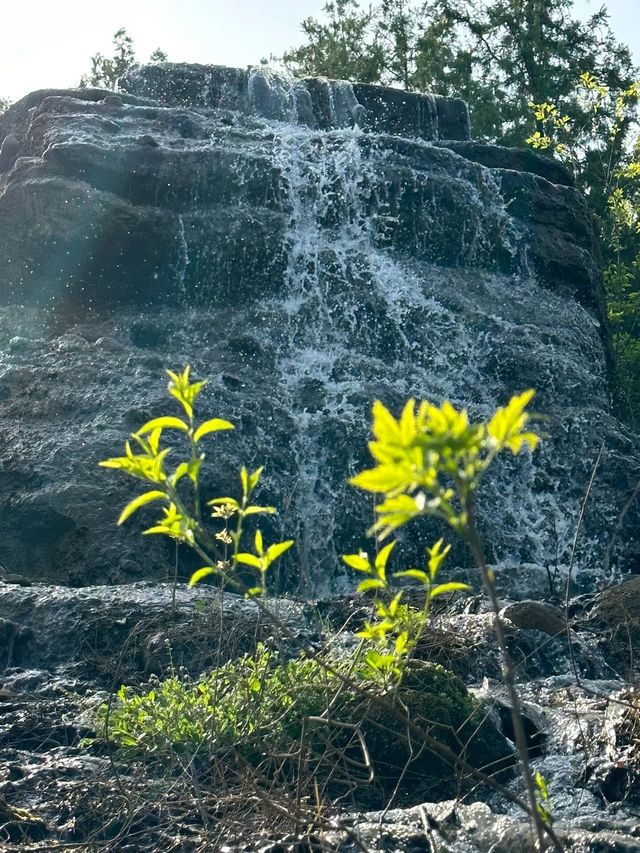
<box><xmin>245</xmin><ymin>118</ymin><xmax>612</xmax><ymax>590</ymax></box>
<box><xmin>2</xmin><ymin>64</ymin><xmax>634</xmax><ymax>592</ymax></box>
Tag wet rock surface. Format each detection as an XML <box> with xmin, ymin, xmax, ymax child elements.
<box><xmin>0</xmin><ymin>64</ymin><xmax>637</xmax><ymax>592</ymax></box>
<box><xmin>0</xmin><ymin>580</ymin><xmax>639</xmax><ymax>850</ymax></box>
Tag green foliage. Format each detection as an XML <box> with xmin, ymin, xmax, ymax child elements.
<box><xmin>285</xmin><ymin>0</ymin><xmax>635</xmax><ymax>146</ymax></box>
<box><xmin>525</xmin><ymin>73</ymin><xmax>640</xmax><ymax>427</ymax></box>
<box><xmin>100</xmin><ymin>642</ymin><xmax>509</xmax><ymax>807</ymax></box>
<box><xmin>342</xmin><ymin>390</ymin><xmax>547</xmax><ymax>840</ymax></box>
<box><xmin>350</xmin><ymin>391</ymin><xmax>538</xmax><ymax>538</ymax></box>
<box><xmin>98</xmin><ymin>373</ymin><xmax>541</xmax><ymax>819</ymax></box>
<box><xmin>99</xmin><ymin>367</ymin><xmax>293</xmax><ymax>596</ymax></box>
<box><xmin>343</xmin><ymin>392</ymin><xmax>538</xmax><ymax>685</ymax></box>
<box><xmin>0</xmin><ymin>96</ymin><xmax>10</xmax><ymax>116</ymax></box>
<box><xmin>101</xmin><ymin>643</ymin><xmax>338</xmax><ymax>757</ymax></box>
<box><xmin>535</xmin><ymin>770</ymin><xmax>554</xmax><ymax>827</ymax></box>
<box><xmin>283</xmin><ymin>0</ymin><xmax>384</xmax><ymax>84</ymax></box>
<box><xmin>80</xmin><ymin>28</ymin><xmax>167</xmax><ymax>89</ymax></box>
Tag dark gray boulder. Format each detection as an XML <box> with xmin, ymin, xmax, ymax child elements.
<box><xmin>0</xmin><ymin>63</ymin><xmax>637</xmax><ymax>592</ymax></box>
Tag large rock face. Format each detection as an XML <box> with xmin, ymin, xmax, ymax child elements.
<box><xmin>0</xmin><ymin>63</ymin><xmax>637</xmax><ymax>592</ymax></box>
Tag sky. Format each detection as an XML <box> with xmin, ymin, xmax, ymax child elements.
<box><xmin>1</xmin><ymin>0</ymin><xmax>639</xmax><ymax>103</ymax></box>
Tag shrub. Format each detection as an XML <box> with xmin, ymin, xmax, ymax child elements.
<box><xmin>99</xmin><ymin>643</ymin><xmax>512</xmax><ymax>808</ymax></box>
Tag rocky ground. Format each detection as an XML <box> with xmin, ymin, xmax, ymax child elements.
<box><xmin>1</xmin><ymin>576</ymin><xmax>640</xmax><ymax>851</ymax></box>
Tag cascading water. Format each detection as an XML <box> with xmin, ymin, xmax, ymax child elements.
<box><xmin>230</xmin><ymin>76</ymin><xmax>613</xmax><ymax>590</ymax></box>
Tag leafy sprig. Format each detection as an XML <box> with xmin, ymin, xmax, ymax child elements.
<box><xmin>99</xmin><ymin>367</ymin><xmax>294</xmax><ymax>596</ymax></box>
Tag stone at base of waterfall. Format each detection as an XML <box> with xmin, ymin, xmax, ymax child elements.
<box><xmin>501</xmin><ymin>600</ymin><xmax>566</xmax><ymax>635</ymax></box>
<box><xmin>321</xmin><ymin>800</ymin><xmax>640</xmax><ymax>852</ymax></box>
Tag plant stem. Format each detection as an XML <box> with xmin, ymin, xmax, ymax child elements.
<box><xmin>463</xmin><ymin>508</ymin><xmax>550</xmax><ymax>853</ymax></box>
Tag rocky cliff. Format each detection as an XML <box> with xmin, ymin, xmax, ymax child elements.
<box><xmin>0</xmin><ymin>63</ymin><xmax>637</xmax><ymax>591</ymax></box>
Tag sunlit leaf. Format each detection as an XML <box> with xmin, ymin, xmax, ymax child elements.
<box><xmin>395</xmin><ymin>631</ymin><xmax>410</xmax><ymax>655</ymax></box>
<box><xmin>236</xmin><ymin>553</ymin><xmax>262</xmax><ymax>569</ymax></box>
<box><xmin>136</xmin><ymin>416</ymin><xmax>189</xmax><ymax>435</ymax></box>
<box><xmin>245</xmin><ymin>586</ymin><xmax>263</xmax><ymax>598</ymax></box>
<box><xmin>254</xmin><ymin>530</ymin><xmax>264</xmax><ymax>555</ymax></box>
<box><xmin>394</xmin><ymin>568</ymin><xmax>429</xmax><ymax>585</ymax></box>
<box><xmin>208</xmin><ymin>497</ymin><xmax>240</xmax><ymax>508</ymax></box>
<box><xmin>243</xmin><ymin>505</ymin><xmax>277</xmax><ymax>516</ymax></box>
<box><xmin>357</xmin><ymin>578</ymin><xmax>387</xmax><ymax>593</ymax></box>
<box><xmin>193</xmin><ymin>418</ymin><xmax>235</xmax><ymax>442</ymax></box>
<box><xmin>388</xmin><ymin>591</ymin><xmax>403</xmax><ymax>617</ymax></box>
<box><xmin>171</xmin><ymin>457</ymin><xmax>202</xmax><ymax>486</ymax></box>
<box><xmin>487</xmin><ymin>390</ymin><xmax>539</xmax><ymax>454</ymax></box>
<box><xmin>265</xmin><ymin>539</ymin><xmax>294</xmax><ymax>564</ymax></box>
<box><xmin>429</xmin><ymin>582</ymin><xmax>471</xmax><ymax>599</ymax></box>
<box><xmin>374</xmin><ymin>540</ymin><xmax>396</xmax><ymax>579</ymax></box>
<box><xmin>249</xmin><ymin>466</ymin><xmax>264</xmax><ymax>492</ymax></box>
<box><xmin>188</xmin><ymin>566</ymin><xmax>217</xmax><ymax>587</ymax></box>
<box><xmin>427</xmin><ymin>538</ymin><xmax>451</xmax><ymax>579</ymax></box>
<box><xmin>349</xmin><ymin>465</ymin><xmax>409</xmax><ymax>493</ymax></box>
<box><xmin>117</xmin><ymin>490</ymin><xmax>166</xmax><ymax>525</ymax></box>
<box><xmin>342</xmin><ymin>552</ymin><xmax>371</xmax><ymax>572</ymax></box>
<box><xmin>371</xmin><ymin>399</ymin><xmax>403</xmax><ymax>444</ymax></box>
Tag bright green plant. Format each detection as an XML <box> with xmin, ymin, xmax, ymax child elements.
<box><xmin>99</xmin><ymin>366</ymin><xmax>293</xmax><ymax>596</ymax></box>
<box><xmin>99</xmin><ymin>639</ymin><xmax>512</xmax><ymax>813</ymax></box>
<box><xmin>99</xmin><ymin>372</ymin><xmax>556</xmax><ymax>847</ymax></box>
<box><xmin>343</xmin><ymin>391</ymin><xmax>548</xmax><ymax>849</ymax></box>
<box><xmin>535</xmin><ymin>770</ymin><xmax>553</xmax><ymax>828</ymax></box>
<box><xmin>342</xmin><ymin>392</ymin><xmax>537</xmax><ymax>679</ymax></box>
<box><xmin>101</xmin><ymin>643</ymin><xmax>338</xmax><ymax>758</ymax></box>
<box><xmin>343</xmin><ymin>537</ymin><xmax>469</xmax><ymax>685</ymax></box>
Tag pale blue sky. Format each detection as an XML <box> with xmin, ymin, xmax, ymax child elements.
<box><xmin>1</xmin><ymin>0</ymin><xmax>638</xmax><ymax>102</ymax></box>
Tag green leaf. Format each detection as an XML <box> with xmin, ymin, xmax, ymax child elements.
<box><xmin>243</xmin><ymin>505</ymin><xmax>277</xmax><ymax>516</ymax></box>
<box><xmin>487</xmin><ymin>390</ymin><xmax>539</xmax><ymax>454</ymax></box>
<box><xmin>208</xmin><ymin>497</ymin><xmax>240</xmax><ymax>508</ymax></box>
<box><xmin>236</xmin><ymin>553</ymin><xmax>263</xmax><ymax>569</ymax></box>
<box><xmin>117</xmin><ymin>490</ymin><xmax>167</xmax><ymax>525</ymax></box>
<box><xmin>142</xmin><ymin>525</ymin><xmax>173</xmax><ymax>537</ymax></box>
<box><xmin>193</xmin><ymin>418</ymin><xmax>234</xmax><ymax>442</ymax></box>
<box><xmin>427</xmin><ymin>538</ymin><xmax>452</xmax><ymax>579</ymax></box>
<box><xmin>148</xmin><ymin>428</ymin><xmax>162</xmax><ymax>455</ymax></box>
<box><xmin>357</xmin><ymin>578</ymin><xmax>387</xmax><ymax>593</ymax></box>
<box><xmin>265</xmin><ymin>540</ymin><xmax>294</xmax><ymax>564</ymax></box>
<box><xmin>254</xmin><ymin>529</ymin><xmax>264</xmax><ymax>555</ymax></box>
<box><xmin>371</xmin><ymin>399</ymin><xmax>403</xmax><ymax>444</ymax></box>
<box><xmin>365</xmin><ymin>650</ymin><xmax>396</xmax><ymax>672</ymax></box>
<box><xmin>429</xmin><ymin>582</ymin><xmax>471</xmax><ymax>599</ymax></box>
<box><xmin>136</xmin><ymin>416</ymin><xmax>189</xmax><ymax>435</ymax></box>
<box><xmin>245</xmin><ymin>586</ymin><xmax>263</xmax><ymax>598</ymax></box>
<box><xmin>387</xmin><ymin>591</ymin><xmax>403</xmax><ymax>616</ymax></box>
<box><xmin>342</xmin><ymin>552</ymin><xmax>371</xmax><ymax>572</ymax></box>
<box><xmin>394</xmin><ymin>569</ymin><xmax>429</xmax><ymax>585</ymax></box>
<box><xmin>171</xmin><ymin>457</ymin><xmax>202</xmax><ymax>486</ymax></box>
<box><xmin>371</xmin><ymin>494</ymin><xmax>424</xmax><ymax>538</ymax></box>
<box><xmin>188</xmin><ymin>566</ymin><xmax>217</xmax><ymax>587</ymax></box>
<box><xmin>374</xmin><ymin>540</ymin><xmax>396</xmax><ymax>578</ymax></box>
<box><xmin>349</xmin><ymin>465</ymin><xmax>408</xmax><ymax>493</ymax></box>
<box><xmin>395</xmin><ymin>631</ymin><xmax>410</xmax><ymax>655</ymax></box>
<box><xmin>99</xmin><ymin>457</ymin><xmax>133</xmax><ymax>470</ymax></box>
<box><xmin>249</xmin><ymin>466</ymin><xmax>264</xmax><ymax>492</ymax></box>
<box><xmin>535</xmin><ymin>771</ymin><xmax>550</xmax><ymax>801</ymax></box>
